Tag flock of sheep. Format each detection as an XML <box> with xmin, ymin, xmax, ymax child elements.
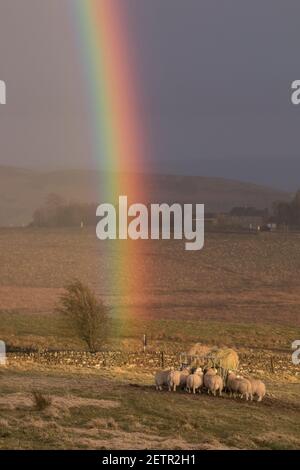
<box><xmin>155</xmin><ymin>366</ymin><xmax>266</xmax><ymax>402</ymax></box>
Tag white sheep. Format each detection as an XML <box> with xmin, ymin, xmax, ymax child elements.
<box><xmin>248</xmin><ymin>377</ymin><xmax>266</xmax><ymax>402</ymax></box>
<box><xmin>168</xmin><ymin>370</ymin><xmax>181</xmax><ymax>391</ymax></box>
<box><xmin>204</xmin><ymin>369</ymin><xmax>223</xmax><ymax>396</ymax></box>
<box><xmin>179</xmin><ymin>367</ymin><xmax>191</xmax><ymax>388</ymax></box>
<box><xmin>155</xmin><ymin>369</ymin><xmax>171</xmax><ymax>391</ymax></box>
<box><xmin>186</xmin><ymin>367</ymin><xmax>203</xmax><ymax>394</ymax></box>
<box><xmin>169</xmin><ymin>367</ymin><xmax>191</xmax><ymax>392</ymax></box>
<box><xmin>227</xmin><ymin>371</ymin><xmax>252</xmax><ymax>400</ymax></box>
<box><xmin>204</xmin><ymin>367</ymin><xmax>217</xmax><ymax>376</ymax></box>
<box><xmin>226</xmin><ymin>371</ymin><xmax>238</xmax><ymax>396</ymax></box>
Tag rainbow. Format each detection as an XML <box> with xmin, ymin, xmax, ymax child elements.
<box><xmin>72</xmin><ymin>0</ymin><xmax>145</xmax><ymax>202</ymax></box>
<box><xmin>71</xmin><ymin>0</ymin><xmax>148</xmax><ymax>326</ymax></box>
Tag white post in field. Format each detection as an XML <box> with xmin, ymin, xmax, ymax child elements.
<box><xmin>0</xmin><ymin>341</ymin><xmax>6</xmax><ymax>366</ymax></box>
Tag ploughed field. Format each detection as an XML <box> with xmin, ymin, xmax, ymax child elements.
<box><xmin>0</xmin><ymin>227</ymin><xmax>300</xmax><ymax>351</ymax></box>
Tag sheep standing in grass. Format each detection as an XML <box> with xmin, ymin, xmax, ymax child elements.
<box><xmin>155</xmin><ymin>370</ymin><xmax>171</xmax><ymax>391</ymax></box>
<box><xmin>179</xmin><ymin>367</ymin><xmax>191</xmax><ymax>389</ymax></box>
<box><xmin>227</xmin><ymin>371</ymin><xmax>252</xmax><ymax>401</ymax></box>
<box><xmin>169</xmin><ymin>367</ymin><xmax>191</xmax><ymax>392</ymax></box>
<box><xmin>204</xmin><ymin>368</ymin><xmax>223</xmax><ymax>397</ymax></box>
<box><xmin>168</xmin><ymin>370</ymin><xmax>181</xmax><ymax>392</ymax></box>
<box><xmin>226</xmin><ymin>371</ymin><xmax>238</xmax><ymax>397</ymax></box>
<box><xmin>235</xmin><ymin>375</ymin><xmax>253</xmax><ymax>401</ymax></box>
<box><xmin>186</xmin><ymin>368</ymin><xmax>203</xmax><ymax>394</ymax></box>
<box><xmin>248</xmin><ymin>378</ymin><xmax>266</xmax><ymax>402</ymax></box>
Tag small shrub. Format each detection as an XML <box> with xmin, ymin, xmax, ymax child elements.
<box><xmin>57</xmin><ymin>279</ymin><xmax>108</xmax><ymax>351</ymax></box>
<box><xmin>32</xmin><ymin>391</ymin><xmax>52</xmax><ymax>411</ymax></box>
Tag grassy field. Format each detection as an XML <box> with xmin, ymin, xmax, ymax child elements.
<box><xmin>1</xmin><ymin>365</ymin><xmax>300</xmax><ymax>450</ymax></box>
<box><xmin>1</xmin><ymin>311</ymin><xmax>299</xmax><ymax>353</ymax></box>
<box><xmin>0</xmin><ymin>227</ymin><xmax>300</xmax><ymax>449</ymax></box>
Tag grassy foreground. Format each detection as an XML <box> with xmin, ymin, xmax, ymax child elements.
<box><xmin>0</xmin><ymin>365</ymin><xmax>299</xmax><ymax>450</ymax></box>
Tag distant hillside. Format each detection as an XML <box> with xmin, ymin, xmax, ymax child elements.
<box><xmin>0</xmin><ymin>166</ymin><xmax>291</xmax><ymax>226</ymax></box>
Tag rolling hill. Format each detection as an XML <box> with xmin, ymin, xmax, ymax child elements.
<box><xmin>0</xmin><ymin>165</ymin><xmax>291</xmax><ymax>226</ymax></box>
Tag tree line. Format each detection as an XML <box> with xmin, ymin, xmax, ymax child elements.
<box><xmin>31</xmin><ymin>194</ymin><xmax>98</xmax><ymax>227</ymax></box>
<box><xmin>31</xmin><ymin>191</ymin><xmax>300</xmax><ymax>229</ymax></box>
<box><xmin>273</xmin><ymin>191</ymin><xmax>300</xmax><ymax>227</ymax></box>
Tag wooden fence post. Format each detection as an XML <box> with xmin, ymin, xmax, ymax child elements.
<box><xmin>160</xmin><ymin>351</ymin><xmax>164</xmax><ymax>368</ymax></box>
<box><xmin>143</xmin><ymin>334</ymin><xmax>147</xmax><ymax>353</ymax></box>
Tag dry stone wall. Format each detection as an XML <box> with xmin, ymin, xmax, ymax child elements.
<box><xmin>5</xmin><ymin>349</ymin><xmax>300</xmax><ymax>377</ymax></box>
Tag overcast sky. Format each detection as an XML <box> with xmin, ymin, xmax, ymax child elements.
<box><xmin>0</xmin><ymin>0</ymin><xmax>300</xmax><ymax>190</ymax></box>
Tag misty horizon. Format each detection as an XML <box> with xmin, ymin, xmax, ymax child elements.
<box><xmin>0</xmin><ymin>160</ymin><xmax>297</xmax><ymax>194</ymax></box>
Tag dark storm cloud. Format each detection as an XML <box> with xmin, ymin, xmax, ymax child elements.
<box><xmin>0</xmin><ymin>0</ymin><xmax>300</xmax><ymax>189</ymax></box>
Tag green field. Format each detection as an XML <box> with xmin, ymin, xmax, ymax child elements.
<box><xmin>0</xmin><ymin>311</ymin><xmax>298</xmax><ymax>353</ymax></box>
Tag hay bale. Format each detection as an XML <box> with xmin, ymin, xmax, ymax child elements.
<box><xmin>187</xmin><ymin>343</ymin><xmax>212</xmax><ymax>369</ymax></box>
<box><xmin>188</xmin><ymin>343</ymin><xmax>211</xmax><ymax>357</ymax></box>
<box><xmin>206</xmin><ymin>348</ymin><xmax>239</xmax><ymax>371</ymax></box>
